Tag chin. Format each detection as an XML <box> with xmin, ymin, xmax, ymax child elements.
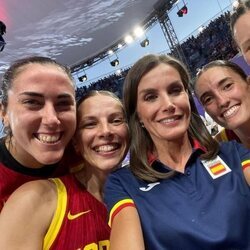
<box><xmin>38</xmin><ymin>154</ymin><xmax>63</xmax><ymax>165</ymax></box>
<box><xmin>101</xmin><ymin>162</ymin><xmax>120</xmax><ymax>172</ymax></box>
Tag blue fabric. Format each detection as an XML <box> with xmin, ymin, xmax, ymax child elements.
<box><xmin>104</xmin><ymin>141</ymin><xmax>250</xmax><ymax>250</ymax></box>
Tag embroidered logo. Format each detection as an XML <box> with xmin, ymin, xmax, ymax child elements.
<box><xmin>67</xmin><ymin>210</ymin><xmax>91</xmax><ymax>220</ymax></box>
<box><xmin>202</xmin><ymin>155</ymin><xmax>231</xmax><ymax>179</ymax></box>
<box><xmin>139</xmin><ymin>182</ymin><xmax>160</xmax><ymax>191</ymax></box>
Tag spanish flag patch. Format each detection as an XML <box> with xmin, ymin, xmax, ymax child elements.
<box><xmin>202</xmin><ymin>156</ymin><xmax>231</xmax><ymax>179</ymax></box>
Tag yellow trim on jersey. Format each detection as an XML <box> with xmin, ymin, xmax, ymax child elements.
<box><xmin>108</xmin><ymin>199</ymin><xmax>134</xmax><ymax>227</ymax></box>
<box><xmin>220</xmin><ymin>129</ymin><xmax>228</xmax><ymax>142</ymax></box>
<box><xmin>242</xmin><ymin>160</ymin><xmax>250</xmax><ymax>170</ymax></box>
<box><xmin>215</xmin><ymin>129</ymin><xmax>228</xmax><ymax>142</ymax></box>
<box><xmin>43</xmin><ymin>178</ymin><xmax>67</xmax><ymax>250</ymax></box>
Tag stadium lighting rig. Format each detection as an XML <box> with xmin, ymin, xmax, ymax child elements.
<box><xmin>177</xmin><ymin>5</ymin><xmax>188</xmax><ymax>17</ymax></box>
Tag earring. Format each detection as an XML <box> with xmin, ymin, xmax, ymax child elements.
<box><xmin>140</xmin><ymin>122</ymin><xmax>145</xmax><ymax>128</ymax></box>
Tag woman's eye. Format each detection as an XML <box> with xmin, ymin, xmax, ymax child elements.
<box><xmin>202</xmin><ymin>96</ymin><xmax>213</xmax><ymax>105</ymax></box>
<box><xmin>78</xmin><ymin>121</ymin><xmax>96</xmax><ymax>129</ymax></box>
<box><xmin>112</xmin><ymin>117</ymin><xmax>124</xmax><ymax>125</ymax></box>
<box><xmin>144</xmin><ymin>94</ymin><xmax>157</xmax><ymax>102</ymax></box>
<box><xmin>22</xmin><ymin>99</ymin><xmax>41</xmax><ymax>106</ymax></box>
<box><xmin>171</xmin><ymin>87</ymin><xmax>182</xmax><ymax>95</ymax></box>
<box><xmin>57</xmin><ymin>100</ymin><xmax>71</xmax><ymax>106</ymax></box>
<box><xmin>56</xmin><ymin>100</ymin><xmax>74</xmax><ymax>111</ymax></box>
<box><xmin>223</xmin><ymin>83</ymin><xmax>233</xmax><ymax>91</ymax></box>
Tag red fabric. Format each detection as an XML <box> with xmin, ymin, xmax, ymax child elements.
<box><xmin>49</xmin><ymin>175</ymin><xmax>110</xmax><ymax>250</ymax></box>
<box><xmin>0</xmin><ymin>163</ymin><xmax>39</xmax><ymax>211</ymax></box>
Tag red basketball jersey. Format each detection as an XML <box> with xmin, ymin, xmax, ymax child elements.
<box><xmin>0</xmin><ymin>162</ymin><xmax>39</xmax><ymax>210</ymax></box>
<box><xmin>0</xmin><ymin>141</ymin><xmax>62</xmax><ymax>211</ymax></box>
<box><xmin>44</xmin><ymin>175</ymin><xmax>110</xmax><ymax>250</ymax></box>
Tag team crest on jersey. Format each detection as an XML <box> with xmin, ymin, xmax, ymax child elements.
<box><xmin>202</xmin><ymin>156</ymin><xmax>231</xmax><ymax>179</ymax></box>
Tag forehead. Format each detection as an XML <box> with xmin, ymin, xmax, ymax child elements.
<box><xmin>139</xmin><ymin>63</ymin><xmax>181</xmax><ymax>88</ymax></box>
<box><xmin>197</xmin><ymin>67</ymin><xmax>237</xmax><ymax>86</ymax></box>
<box><xmin>11</xmin><ymin>63</ymin><xmax>74</xmax><ymax>92</ymax></box>
<box><xmin>78</xmin><ymin>95</ymin><xmax>123</xmax><ymax>116</ymax></box>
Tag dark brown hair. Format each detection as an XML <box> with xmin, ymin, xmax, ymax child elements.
<box><xmin>123</xmin><ymin>54</ymin><xmax>219</xmax><ymax>182</ymax></box>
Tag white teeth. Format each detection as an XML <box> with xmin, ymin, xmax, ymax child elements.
<box><xmin>223</xmin><ymin>106</ymin><xmax>239</xmax><ymax>118</ymax></box>
<box><xmin>37</xmin><ymin>134</ymin><xmax>60</xmax><ymax>143</ymax></box>
<box><xmin>160</xmin><ymin>117</ymin><xmax>177</xmax><ymax>123</ymax></box>
<box><xmin>95</xmin><ymin>144</ymin><xmax>118</xmax><ymax>152</ymax></box>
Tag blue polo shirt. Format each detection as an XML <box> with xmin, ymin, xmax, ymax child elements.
<box><xmin>104</xmin><ymin>141</ymin><xmax>250</xmax><ymax>250</ymax></box>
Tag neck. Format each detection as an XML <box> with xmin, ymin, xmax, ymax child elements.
<box><xmin>75</xmin><ymin>165</ymin><xmax>108</xmax><ymax>202</ymax></box>
<box><xmin>155</xmin><ymin>134</ymin><xmax>192</xmax><ymax>173</ymax></box>
<box><xmin>5</xmin><ymin>137</ymin><xmax>42</xmax><ymax>168</ymax></box>
<box><xmin>234</xmin><ymin>126</ymin><xmax>250</xmax><ymax>149</ymax></box>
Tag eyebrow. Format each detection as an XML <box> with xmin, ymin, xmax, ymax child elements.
<box><xmin>199</xmin><ymin>77</ymin><xmax>231</xmax><ymax>101</ymax></box>
<box><xmin>138</xmin><ymin>81</ymin><xmax>182</xmax><ymax>95</ymax></box>
<box><xmin>138</xmin><ymin>88</ymin><xmax>156</xmax><ymax>96</ymax></box>
<box><xmin>19</xmin><ymin>92</ymin><xmax>74</xmax><ymax>99</ymax></box>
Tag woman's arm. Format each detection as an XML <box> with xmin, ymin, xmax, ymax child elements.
<box><xmin>243</xmin><ymin>166</ymin><xmax>250</xmax><ymax>186</ymax></box>
<box><xmin>0</xmin><ymin>180</ymin><xmax>57</xmax><ymax>250</ymax></box>
<box><xmin>110</xmin><ymin>206</ymin><xmax>145</xmax><ymax>250</ymax></box>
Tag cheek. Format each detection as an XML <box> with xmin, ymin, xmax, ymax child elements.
<box><xmin>75</xmin><ymin>132</ymin><xmax>90</xmax><ymax>152</ymax></box>
<box><xmin>204</xmin><ymin>104</ymin><xmax>217</xmax><ymax>115</ymax></box>
<box><xmin>7</xmin><ymin>110</ymin><xmax>21</xmax><ymax>130</ymax></box>
<box><xmin>118</xmin><ymin>127</ymin><xmax>129</xmax><ymax>143</ymax></box>
<box><xmin>60</xmin><ymin>111</ymin><xmax>76</xmax><ymax>124</ymax></box>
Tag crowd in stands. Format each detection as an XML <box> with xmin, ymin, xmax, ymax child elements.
<box><xmin>76</xmin><ymin>69</ymin><xmax>129</xmax><ymax>100</ymax></box>
<box><xmin>76</xmin><ymin>11</ymin><xmax>238</xmax><ymax>99</ymax></box>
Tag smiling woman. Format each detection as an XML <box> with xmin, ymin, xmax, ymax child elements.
<box><xmin>104</xmin><ymin>54</ymin><xmax>250</xmax><ymax>250</ymax></box>
<box><xmin>0</xmin><ymin>90</ymin><xmax>129</xmax><ymax>249</ymax></box>
<box><xmin>194</xmin><ymin>60</ymin><xmax>250</xmax><ymax>149</ymax></box>
<box><xmin>0</xmin><ymin>55</ymin><xmax>77</xmax><ymax>211</ymax></box>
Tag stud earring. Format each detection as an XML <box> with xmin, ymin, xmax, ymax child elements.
<box><xmin>140</xmin><ymin>122</ymin><xmax>145</xmax><ymax>128</ymax></box>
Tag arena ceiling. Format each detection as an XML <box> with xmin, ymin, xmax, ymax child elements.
<box><xmin>0</xmin><ymin>0</ymin><xmax>173</xmax><ymax>75</ymax></box>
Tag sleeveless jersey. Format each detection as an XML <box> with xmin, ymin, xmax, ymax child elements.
<box><xmin>0</xmin><ymin>141</ymin><xmax>59</xmax><ymax>211</ymax></box>
<box><xmin>44</xmin><ymin>175</ymin><xmax>110</xmax><ymax>250</ymax></box>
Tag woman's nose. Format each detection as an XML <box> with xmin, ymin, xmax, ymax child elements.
<box><xmin>42</xmin><ymin>104</ymin><xmax>60</xmax><ymax>127</ymax></box>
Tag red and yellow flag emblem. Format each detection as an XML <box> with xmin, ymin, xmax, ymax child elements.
<box><xmin>209</xmin><ymin>163</ymin><xmax>226</xmax><ymax>175</ymax></box>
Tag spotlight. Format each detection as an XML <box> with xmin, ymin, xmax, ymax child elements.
<box><xmin>108</xmin><ymin>50</ymin><xmax>114</xmax><ymax>55</ymax></box>
<box><xmin>110</xmin><ymin>59</ymin><xmax>119</xmax><ymax>67</ymax></box>
<box><xmin>177</xmin><ymin>5</ymin><xmax>188</xmax><ymax>17</ymax></box>
<box><xmin>124</xmin><ymin>35</ymin><xmax>134</xmax><ymax>44</ymax></box>
<box><xmin>117</xmin><ymin>43</ymin><xmax>123</xmax><ymax>49</ymax></box>
<box><xmin>78</xmin><ymin>75</ymin><xmax>87</xmax><ymax>82</ymax></box>
<box><xmin>134</xmin><ymin>26</ymin><xmax>144</xmax><ymax>38</ymax></box>
<box><xmin>140</xmin><ymin>38</ymin><xmax>149</xmax><ymax>47</ymax></box>
<box><xmin>116</xmin><ymin>69</ymin><xmax>122</xmax><ymax>75</ymax></box>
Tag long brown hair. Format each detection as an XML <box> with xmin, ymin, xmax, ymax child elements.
<box><xmin>123</xmin><ymin>54</ymin><xmax>219</xmax><ymax>182</ymax></box>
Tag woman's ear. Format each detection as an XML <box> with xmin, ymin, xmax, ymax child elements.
<box><xmin>0</xmin><ymin>104</ymin><xmax>9</xmax><ymax>127</ymax></box>
<box><xmin>247</xmin><ymin>76</ymin><xmax>250</xmax><ymax>85</ymax></box>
